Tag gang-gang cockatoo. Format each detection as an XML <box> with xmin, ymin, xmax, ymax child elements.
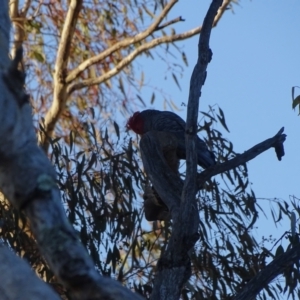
<box><xmin>127</xmin><ymin>109</ymin><xmax>215</xmax><ymax>169</ymax></box>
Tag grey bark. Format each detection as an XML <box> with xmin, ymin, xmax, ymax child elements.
<box><xmin>0</xmin><ymin>243</ymin><xmax>61</xmax><ymax>300</ymax></box>
<box><xmin>0</xmin><ymin>1</ymin><xmax>142</xmax><ymax>299</ymax></box>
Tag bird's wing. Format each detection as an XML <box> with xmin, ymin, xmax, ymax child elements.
<box><xmin>153</xmin><ymin>111</ymin><xmax>186</xmax><ymax>132</ymax></box>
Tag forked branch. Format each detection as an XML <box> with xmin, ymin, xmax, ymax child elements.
<box><xmin>66</xmin><ymin>0</ymin><xmax>232</xmax><ymax>94</ymax></box>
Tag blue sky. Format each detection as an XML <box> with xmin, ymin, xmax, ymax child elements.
<box><xmin>134</xmin><ymin>0</ymin><xmax>300</xmax><ymax>245</ymax></box>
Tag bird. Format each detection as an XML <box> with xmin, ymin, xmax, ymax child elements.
<box><xmin>126</xmin><ymin>109</ymin><xmax>215</xmax><ymax>168</ymax></box>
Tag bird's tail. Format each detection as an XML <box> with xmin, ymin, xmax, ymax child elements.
<box><xmin>196</xmin><ymin>138</ymin><xmax>215</xmax><ymax>169</ymax></box>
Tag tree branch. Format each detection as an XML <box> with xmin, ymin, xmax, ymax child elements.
<box><xmin>66</xmin><ymin>0</ymin><xmax>231</xmax><ymax>95</ymax></box>
<box><xmin>0</xmin><ymin>243</ymin><xmax>60</xmax><ymax>300</ymax></box>
<box><xmin>154</xmin><ymin>16</ymin><xmax>185</xmax><ymax>31</ymax></box>
<box><xmin>9</xmin><ymin>0</ymin><xmax>26</xmax><ymax>65</ymax></box>
<box><xmin>0</xmin><ymin>3</ymin><xmax>143</xmax><ymax>299</ymax></box>
<box><xmin>146</xmin><ymin>1</ymin><xmax>223</xmax><ymax>299</ymax></box>
<box><xmin>197</xmin><ymin>127</ymin><xmax>286</xmax><ymax>188</ymax></box>
<box><xmin>65</xmin><ymin>0</ymin><xmax>179</xmax><ymax>84</ymax></box>
<box><xmin>39</xmin><ymin>0</ymin><xmax>83</xmax><ymax>151</ymax></box>
<box><xmin>20</xmin><ymin>0</ymin><xmax>31</xmax><ymax>17</ymax></box>
<box><xmin>183</xmin><ymin>0</ymin><xmax>223</xmax><ymax>224</ymax></box>
<box><xmin>140</xmin><ymin>128</ymin><xmax>287</xmax><ymax>299</ymax></box>
<box><xmin>141</xmin><ymin>128</ymin><xmax>286</xmax><ymax>211</ymax></box>
<box><xmin>54</xmin><ymin>0</ymin><xmax>83</xmax><ymax>84</ymax></box>
<box><xmin>234</xmin><ymin>244</ymin><xmax>300</xmax><ymax>300</ymax></box>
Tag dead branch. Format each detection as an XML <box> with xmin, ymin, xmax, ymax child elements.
<box><xmin>154</xmin><ymin>16</ymin><xmax>185</xmax><ymax>31</ymax></box>
<box><xmin>143</xmin><ymin>1</ymin><xmax>224</xmax><ymax>299</ymax></box>
<box><xmin>141</xmin><ymin>128</ymin><xmax>286</xmax><ymax>213</ymax></box>
<box><xmin>197</xmin><ymin>127</ymin><xmax>286</xmax><ymax>188</ymax></box>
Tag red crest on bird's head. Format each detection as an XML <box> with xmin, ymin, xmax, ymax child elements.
<box><xmin>126</xmin><ymin>111</ymin><xmax>143</xmax><ymax>134</ymax></box>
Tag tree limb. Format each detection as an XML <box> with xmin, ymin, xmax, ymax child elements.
<box><xmin>66</xmin><ymin>27</ymin><xmax>206</xmax><ymax>95</ymax></box>
<box><xmin>66</xmin><ymin>0</ymin><xmax>232</xmax><ymax>94</ymax></box>
<box><xmin>0</xmin><ymin>3</ymin><xmax>143</xmax><ymax>299</ymax></box>
<box><xmin>40</xmin><ymin>0</ymin><xmax>232</xmax><ymax>152</ymax></box>
<box><xmin>65</xmin><ymin>0</ymin><xmax>179</xmax><ymax>84</ymax></box>
<box><xmin>197</xmin><ymin>127</ymin><xmax>286</xmax><ymax>188</ymax></box>
<box><xmin>183</xmin><ymin>0</ymin><xmax>223</xmax><ymax>225</ymax></box>
<box><xmin>147</xmin><ymin>1</ymin><xmax>223</xmax><ymax>299</ymax></box>
<box><xmin>39</xmin><ymin>0</ymin><xmax>83</xmax><ymax>151</ymax></box>
<box><xmin>141</xmin><ymin>128</ymin><xmax>286</xmax><ymax>211</ymax></box>
<box><xmin>66</xmin><ymin>26</ymin><xmax>201</xmax><ymax>92</ymax></box>
<box><xmin>233</xmin><ymin>244</ymin><xmax>300</xmax><ymax>300</ymax></box>
<box><xmin>9</xmin><ymin>0</ymin><xmax>27</xmax><ymax>65</ymax></box>
<box><xmin>0</xmin><ymin>243</ymin><xmax>60</xmax><ymax>300</ymax></box>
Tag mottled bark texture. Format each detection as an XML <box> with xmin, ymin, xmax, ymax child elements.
<box><xmin>0</xmin><ymin>1</ymin><xmax>142</xmax><ymax>299</ymax></box>
<box><xmin>0</xmin><ymin>243</ymin><xmax>60</xmax><ymax>300</ymax></box>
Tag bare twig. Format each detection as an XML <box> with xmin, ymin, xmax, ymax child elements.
<box><xmin>154</xmin><ymin>16</ymin><xmax>185</xmax><ymax>31</ymax></box>
<box><xmin>20</xmin><ymin>0</ymin><xmax>32</xmax><ymax>17</ymax></box>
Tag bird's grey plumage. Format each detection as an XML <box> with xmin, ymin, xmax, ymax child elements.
<box><xmin>139</xmin><ymin>109</ymin><xmax>215</xmax><ymax>168</ymax></box>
